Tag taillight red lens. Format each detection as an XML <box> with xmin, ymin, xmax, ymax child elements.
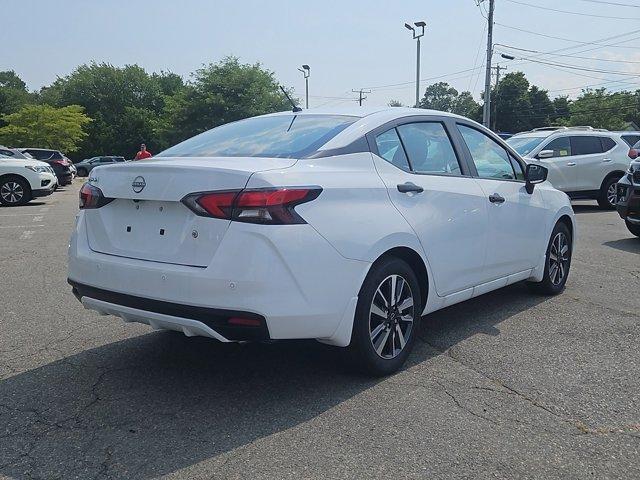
<box><xmin>181</xmin><ymin>187</ymin><xmax>321</xmax><ymax>224</ymax></box>
<box><xmin>79</xmin><ymin>183</ymin><xmax>113</xmax><ymax>209</ymax></box>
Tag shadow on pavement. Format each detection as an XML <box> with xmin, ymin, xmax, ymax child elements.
<box><xmin>571</xmin><ymin>204</ymin><xmax>605</xmax><ymax>214</ymax></box>
<box><xmin>603</xmin><ymin>237</ymin><xmax>640</xmax><ymax>254</ymax></box>
<box><xmin>0</xmin><ymin>283</ymin><xmax>549</xmax><ymax>479</ymax></box>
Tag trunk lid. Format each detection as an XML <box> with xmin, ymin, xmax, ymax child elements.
<box><xmin>84</xmin><ymin>157</ymin><xmax>297</xmax><ymax>267</ymax></box>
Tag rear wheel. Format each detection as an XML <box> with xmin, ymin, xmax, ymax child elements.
<box><xmin>348</xmin><ymin>257</ymin><xmax>422</xmax><ymax>376</ymax></box>
<box><xmin>527</xmin><ymin>222</ymin><xmax>572</xmax><ymax>295</ymax></box>
<box><xmin>0</xmin><ymin>176</ymin><xmax>31</xmax><ymax>206</ymax></box>
<box><xmin>597</xmin><ymin>175</ymin><xmax>621</xmax><ymax>209</ymax></box>
<box><xmin>626</xmin><ymin>220</ymin><xmax>640</xmax><ymax>237</ymax></box>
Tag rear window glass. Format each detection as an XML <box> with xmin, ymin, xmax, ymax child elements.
<box><xmin>157</xmin><ymin>115</ymin><xmax>358</xmax><ymax>159</ymax></box>
<box><xmin>506</xmin><ymin>136</ymin><xmax>546</xmax><ymax>156</ymax></box>
<box><xmin>621</xmin><ymin>135</ymin><xmax>640</xmax><ymax>147</ymax></box>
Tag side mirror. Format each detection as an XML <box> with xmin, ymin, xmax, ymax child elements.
<box><xmin>537</xmin><ymin>150</ymin><xmax>554</xmax><ymax>159</ymax></box>
<box><xmin>525</xmin><ymin>163</ymin><xmax>548</xmax><ymax>194</ymax></box>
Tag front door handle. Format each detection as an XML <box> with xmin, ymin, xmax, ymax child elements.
<box><xmin>397</xmin><ymin>182</ymin><xmax>424</xmax><ymax>194</ymax></box>
<box><xmin>602</xmin><ymin>158</ymin><xmax>612</xmax><ymax>163</ymax></box>
<box><xmin>567</xmin><ymin>162</ymin><xmax>577</xmax><ymax>166</ymax></box>
<box><xmin>489</xmin><ymin>193</ymin><xmax>505</xmax><ymax>204</ymax></box>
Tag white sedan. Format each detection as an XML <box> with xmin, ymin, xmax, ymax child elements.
<box><xmin>68</xmin><ymin>107</ymin><xmax>574</xmax><ymax>375</ymax></box>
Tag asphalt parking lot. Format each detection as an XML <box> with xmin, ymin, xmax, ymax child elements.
<box><xmin>1</xmin><ymin>180</ymin><xmax>639</xmax><ymax>480</ymax></box>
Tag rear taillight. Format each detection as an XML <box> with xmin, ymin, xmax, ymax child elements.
<box><xmin>181</xmin><ymin>187</ymin><xmax>321</xmax><ymax>224</ymax></box>
<box><xmin>79</xmin><ymin>182</ymin><xmax>114</xmax><ymax>209</ymax></box>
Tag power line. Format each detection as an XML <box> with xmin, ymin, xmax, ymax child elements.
<box><xmin>498</xmin><ymin>44</ymin><xmax>640</xmax><ymax>64</ymax></box>
<box><xmin>499</xmin><ymin>53</ymin><xmax>640</xmax><ymax>76</ymax></box>
<box><xmin>575</xmin><ymin>0</ymin><xmax>640</xmax><ymax>7</ymax></box>
<box><xmin>504</xmin><ymin>0</ymin><xmax>640</xmax><ymax>20</ymax></box>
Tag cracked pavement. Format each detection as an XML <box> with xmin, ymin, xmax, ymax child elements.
<box><xmin>0</xmin><ymin>182</ymin><xmax>639</xmax><ymax>479</ymax></box>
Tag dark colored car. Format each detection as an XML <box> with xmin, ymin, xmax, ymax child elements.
<box><xmin>75</xmin><ymin>156</ymin><xmax>126</xmax><ymax>177</ymax></box>
<box><xmin>615</xmin><ymin>156</ymin><xmax>640</xmax><ymax>238</ymax></box>
<box><xmin>19</xmin><ymin>148</ymin><xmax>73</xmax><ymax>186</ymax></box>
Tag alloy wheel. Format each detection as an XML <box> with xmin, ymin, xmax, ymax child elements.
<box><xmin>548</xmin><ymin>232</ymin><xmax>570</xmax><ymax>286</ymax></box>
<box><xmin>606</xmin><ymin>182</ymin><xmax>617</xmax><ymax>207</ymax></box>
<box><xmin>369</xmin><ymin>274</ymin><xmax>415</xmax><ymax>359</ymax></box>
<box><xmin>0</xmin><ymin>181</ymin><xmax>24</xmax><ymax>204</ymax></box>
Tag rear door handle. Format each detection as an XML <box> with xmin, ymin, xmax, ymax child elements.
<box><xmin>602</xmin><ymin>158</ymin><xmax>612</xmax><ymax>163</ymax></box>
<box><xmin>397</xmin><ymin>182</ymin><xmax>424</xmax><ymax>193</ymax></box>
<box><xmin>489</xmin><ymin>193</ymin><xmax>505</xmax><ymax>204</ymax></box>
<box><xmin>567</xmin><ymin>162</ymin><xmax>577</xmax><ymax>166</ymax></box>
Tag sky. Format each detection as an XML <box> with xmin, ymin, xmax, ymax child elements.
<box><xmin>3</xmin><ymin>0</ymin><xmax>640</xmax><ymax>108</ymax></box>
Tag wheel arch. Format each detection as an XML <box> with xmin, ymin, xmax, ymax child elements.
<box><xmin>557</xmin><ymin>214</ymin><xmax>574</xmax><ymax>239</ymax></box>
<box><xmin>370</xmin><ymin>246</ymin><xmax>429</xmax><ymax>312</ymax></box>
<box><xmin>0</xmin><ymin>173</ymin><xmax>32</xmax><ymax>193</ymax></box>
<box><xmin>600</xmin><ymin>170</ymin><xmax>625</xmax><ymax>191</ymax></box>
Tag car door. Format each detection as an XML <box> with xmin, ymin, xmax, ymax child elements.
<box><xmin>455</xmin><ymin>123</ymin><xmax>548</xmax><ymax>281</ymax></box>
<box><xmin>368</xmin><ymin>118</ymin><xmax>488</xmax><ymax>297</ymax></box>
<box><xmin>535</xmin><ymin>136</ymin><xmax>576</xmax><ymax>191</ymax></box>
<box><xmin>569</xmin><ymin>135</ymin><xmax>607</xmax><ymax>191</ymax></box>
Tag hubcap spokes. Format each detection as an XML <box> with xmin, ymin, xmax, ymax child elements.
<box><xmin>1</xmin><ymin>182</ymin><xmax>23</xmax><ymax>204</ymax></box>
<box><xmin>607</xmin><ymin>183</ymin><xmax>617</xmax><ymax>206</ymax></box>
<box><xmin>369</xmin><ymin>274</ymin><xmax>415</xmax><ymax>359</ymax></box>
<box><xmin>549</xmin><ymin>232</ymin><xmax>570</xmax><ymax>286</ymax></box>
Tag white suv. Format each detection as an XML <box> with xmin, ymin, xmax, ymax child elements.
<box><xmin>507</xmin><ymin>127</ymin><xmax>629</xmax><ymax>209</ymax></box>
<box><xmin>68</xmin><ymin>108</ymin><xmax>574</xmax><ymax>375</ymax></box>
<box><xmin>0</xmin><ymin>148</ymin><xmax>57</xmax><ymax>206</ymax></box>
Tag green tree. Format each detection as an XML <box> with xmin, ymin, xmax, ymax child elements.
<box><xmin>0</xmin><ymin>71</ymin><xmax>33</xmax><ymax>121</ymax></box>
<box><xmin>0</xmin><ymin>104</ymin><xmax>91</xmax><ymax>152</ymax></box>
<box><xmin>567</xmin><ymin>88</ymin><xmax>639</xmax><ymax>130</ymax></box>
<box><xmin>419</xmin><ymin>82</ymin><xmax>459</xmax><ymax>111</ymax></box>
<box><xmin>159</xmin><ymin>56</ymin><xmax>291</xmax><ymax>146</ymax></box>
<box><xmin>493</xmin><ymin>72</ymin><xmax>534</xmax><ymax>133</ymax></box>
<box><xmin>388</xmin><ymin>99</ymin><xmax>404</xmax><ymax>107</ymax></box>
<box><xmin>551</xmin><ymin>96</ymin><xmax>571</xmax><ymax>124</ymax></box>
<box><xmin>452</xmin><ymin>91</ymin><xmax>481</xmax><ymax>120</ymax></box>
<box><xmin>526</xmin><ymin>85</ymin><xmax>555</xmax><ymax>129</ymax></box>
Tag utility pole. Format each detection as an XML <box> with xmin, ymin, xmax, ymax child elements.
<box><xmin>481</xmin><ymin>0</ymin><xmax>495</xmax><ymax>128</ymax></box>
<box><xmin>298</xmin><ymin>65</ymin><xmax>310</xmax><ymax>109</ymax></box>
<box><xmin>352</xmin><ymin>89</ymin><xmax>371</xmax><ymax>106</ymax></box>
<box><xmin>491</xmin><ymin>64</ymin><xmax>505</xmax><ymax>131</ymax></box>
<box><xmin>404</xmin><ymin>21</ymin><xmax>426</xmax><ymax>108</ymax></box>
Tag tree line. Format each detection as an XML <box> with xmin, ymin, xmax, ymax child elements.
<box><xmin>401</xmin><ymin>72</ymin><xmax>640</xmax><ymax>133</ymax></box>
<box><xmin>1</xmin><ymin>60</ymin><xmax>639</xmax><ymax>160</ymax></box>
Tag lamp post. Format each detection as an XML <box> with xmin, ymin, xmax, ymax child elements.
<box><xmin>298</xmin><ymin>64</ymin><xmax>310</xmax><ymax>109</ymax></box>
<box><xmin>404</xmin><ymin>21</ymin><xmax>426</xmax><ymax>108</ymax></box>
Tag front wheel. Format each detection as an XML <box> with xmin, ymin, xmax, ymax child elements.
<box><xmin>527</xmin><ymin>222</ymin><xmax>572</xmax><ymax>295</ymax></box>
<box><xmin>597</xmin><ymin>176</ymin><xmax>621</xmax><ymax>209</ymax></box>
<box><xmin>626</xmin><ymin>220</ymin><xmax>640</xmax><ymax>238</ymax></box>
<box><xmin>348</xmin><ymin>257</ymin><xmax>422</xmax><ymax>376</ymax></box>
<box><xmin>0</xmin><ymin>177</ymin><xmax>31</xmax><ymax>206</ymax></box>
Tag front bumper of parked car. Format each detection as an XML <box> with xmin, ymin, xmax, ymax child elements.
<box><xmin>616</xmin><ymin>172</ymin><xmax>640</xmax><ymax>224</ymax></box>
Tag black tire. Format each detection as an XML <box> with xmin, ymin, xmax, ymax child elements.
<box><xmin>77</xmin><ymin>168</ymin><xmax>88</xmax><ymax>177</ymax></box>
<box><xmin>626</xmin><ymin>220</ymin><xmax>640</xmax><ymax>238</ymax></box>
<box><xmin>527</xmin><ymin>222</ymin><xmax>572</xmax><ymax>295</ymax></box>
<box><xmin>0</xmin><ymin>176</ymin><xmax>31</xmax><ymax>206</ymax></box>
<box><xmin>348</xmin><ymin>257</ymin><xmax>422</xmax><ymax>376</ymax></box>
<box><xmin>597</xmin><ymin>175</ymin><xmax>621</xmax><ymax>209</ymax></box>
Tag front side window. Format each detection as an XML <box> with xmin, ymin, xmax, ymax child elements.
<box><xmin>542</xmin><ymin>137</ymin><xmax>572</xmax><ymax>158</ymax></box>
<box><xmin>458</xmin><ymin>124</ymin><xmax>515</xmax><ymax>180</ymax></box>
<box><xmin>157</xmin><ymin>114</ymin><xmax>358</xmax><ymax>159</ymax></box>
<box><xmin>571</xmin><ymin>136</ymin><xmax>603</xmax><ymax>156</ymax></box>
<box><xmin>396</xmin><ymin>122</ymin><xmax>461</xmax><ymax>175</ymax></box>
<box><xmin>374</xmin><ymin>128</ymin><xmax>410</xmax><ymax>171</ymax></box>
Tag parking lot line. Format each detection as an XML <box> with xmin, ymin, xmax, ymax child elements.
<box><xmin>0</xmin><ymin>224</ymin><xmax>45</xmax><ymax>229</ymax></box>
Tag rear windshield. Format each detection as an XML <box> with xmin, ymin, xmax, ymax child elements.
<box><xmin>506</xmin><ymin>136</ymin><xmax>546</xmax><ymax>156</ymax></box>
<box><xmin>157</xmin><ymin>114</ymin><xmax>358</xmax><ymax>159</ymax></box>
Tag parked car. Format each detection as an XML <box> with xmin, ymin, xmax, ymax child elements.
<box><xmin>68</xmin><ymin>107</ymin><xmax>574</xmax><ymax>375</ymax></box>
<box><xmin>0</xmin><ymin>149</ymin><xmax>57</xmax><ymax>206</ymax></box>
<box><xmin>507</xmin><ymin>126</ymin><xmax>630</xmax><ymax>209</ymax></box>
<box><xmin>615</xmin><ymin>148</ymin><xmax>640</xmax><ymax>238</ymax></box>
<box><xmin>19</xmin><ymin>148</ymin><xmax>73</xmax><ymax>186</ymax></box>
<box><xmin>75</xmin><ymin>156</ymin><xmax>126</xmax><ymax>177</ymax></box>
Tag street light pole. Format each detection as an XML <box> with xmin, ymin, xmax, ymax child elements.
<box><xmin>298</xmin><ymin>65</ymin><xmax>310</xmax><ymax>109</ymax></box>
<box><xmin>481</xmin><ymin>0</ymin><xmax>495</xmax><ymax>127</ymax></box>
<box><xmin>405</xmin><ymin>21</ymin><xmax>426</xmax><ymax>108</ymax></box>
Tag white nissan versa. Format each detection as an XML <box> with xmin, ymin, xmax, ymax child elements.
<box><xmin>68</xmin><ymin>107</ymin><xmax>575</xmax><ymax>375</ymax></box>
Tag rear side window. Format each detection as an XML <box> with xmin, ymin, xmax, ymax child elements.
<box><xmin>621</xmin><ymin>135</ymin><xmax>640</xmax><ymax>147</ymax></box>
<box><xmin>600</xmin><ymin>137</ymin><xmax>616</xmax><ymax>151</ymax></box>
<box><xmin>457</xmin><ymin>124</ymin><xmax>516</xmax><ymax>180</ymax></box>
<box><xmin>570</xmin><ymin>136</ymin><xmax>603</xmax><ymax>156</ymax></box>
<box><xmin>542</xmin><ymin>137</ymin><xmax>572</xmax><ymax>158</ymax></box>
<box><xmin>374</xmin><ymin>128</ymin><xmax>411</xmax><ymax>171</ymax></box>
<box><xmin>396</xmin><ymin>122</ymin><xmax>461</xmax><ymax>175</ymax></box>
<box><xmin>0</xmin><ymin>149</ymin><xmax>15</xmax><ymax>157</ymax></box>
<box><xmin>157</xmin><ymin>114</ymin><xmax>358</xmax><ymax>159</ymax></box>
<box><xmin>25</xmin><ymin>150</ymin><xmax>48</xmax><ymax>160</ymax></box>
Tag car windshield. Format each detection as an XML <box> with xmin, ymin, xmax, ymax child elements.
<box><xmin>157</xmin><ymin>114</ymin><xmax>359</xmax><ymax>159</ymax></box>
<box><xmin>506</xmin><ymin>136</ymin><xmax>546</xmax><ymax>156</ymax></box>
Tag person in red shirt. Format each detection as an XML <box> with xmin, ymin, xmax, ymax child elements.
<box><xmin>134</xmin><ymin>143</ymin><xmax>152</xmax><ymax>160</ymax></box>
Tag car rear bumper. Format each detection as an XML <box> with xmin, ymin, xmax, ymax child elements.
<box><xmin>32</xmin><ymin>186</ymin><xmax>55</xmax><ymax>198</ymax></box>
<box><xmin>68</xmin><ymin>213</ymin><xmax>369</xmax><ymax>346</ymax></box>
